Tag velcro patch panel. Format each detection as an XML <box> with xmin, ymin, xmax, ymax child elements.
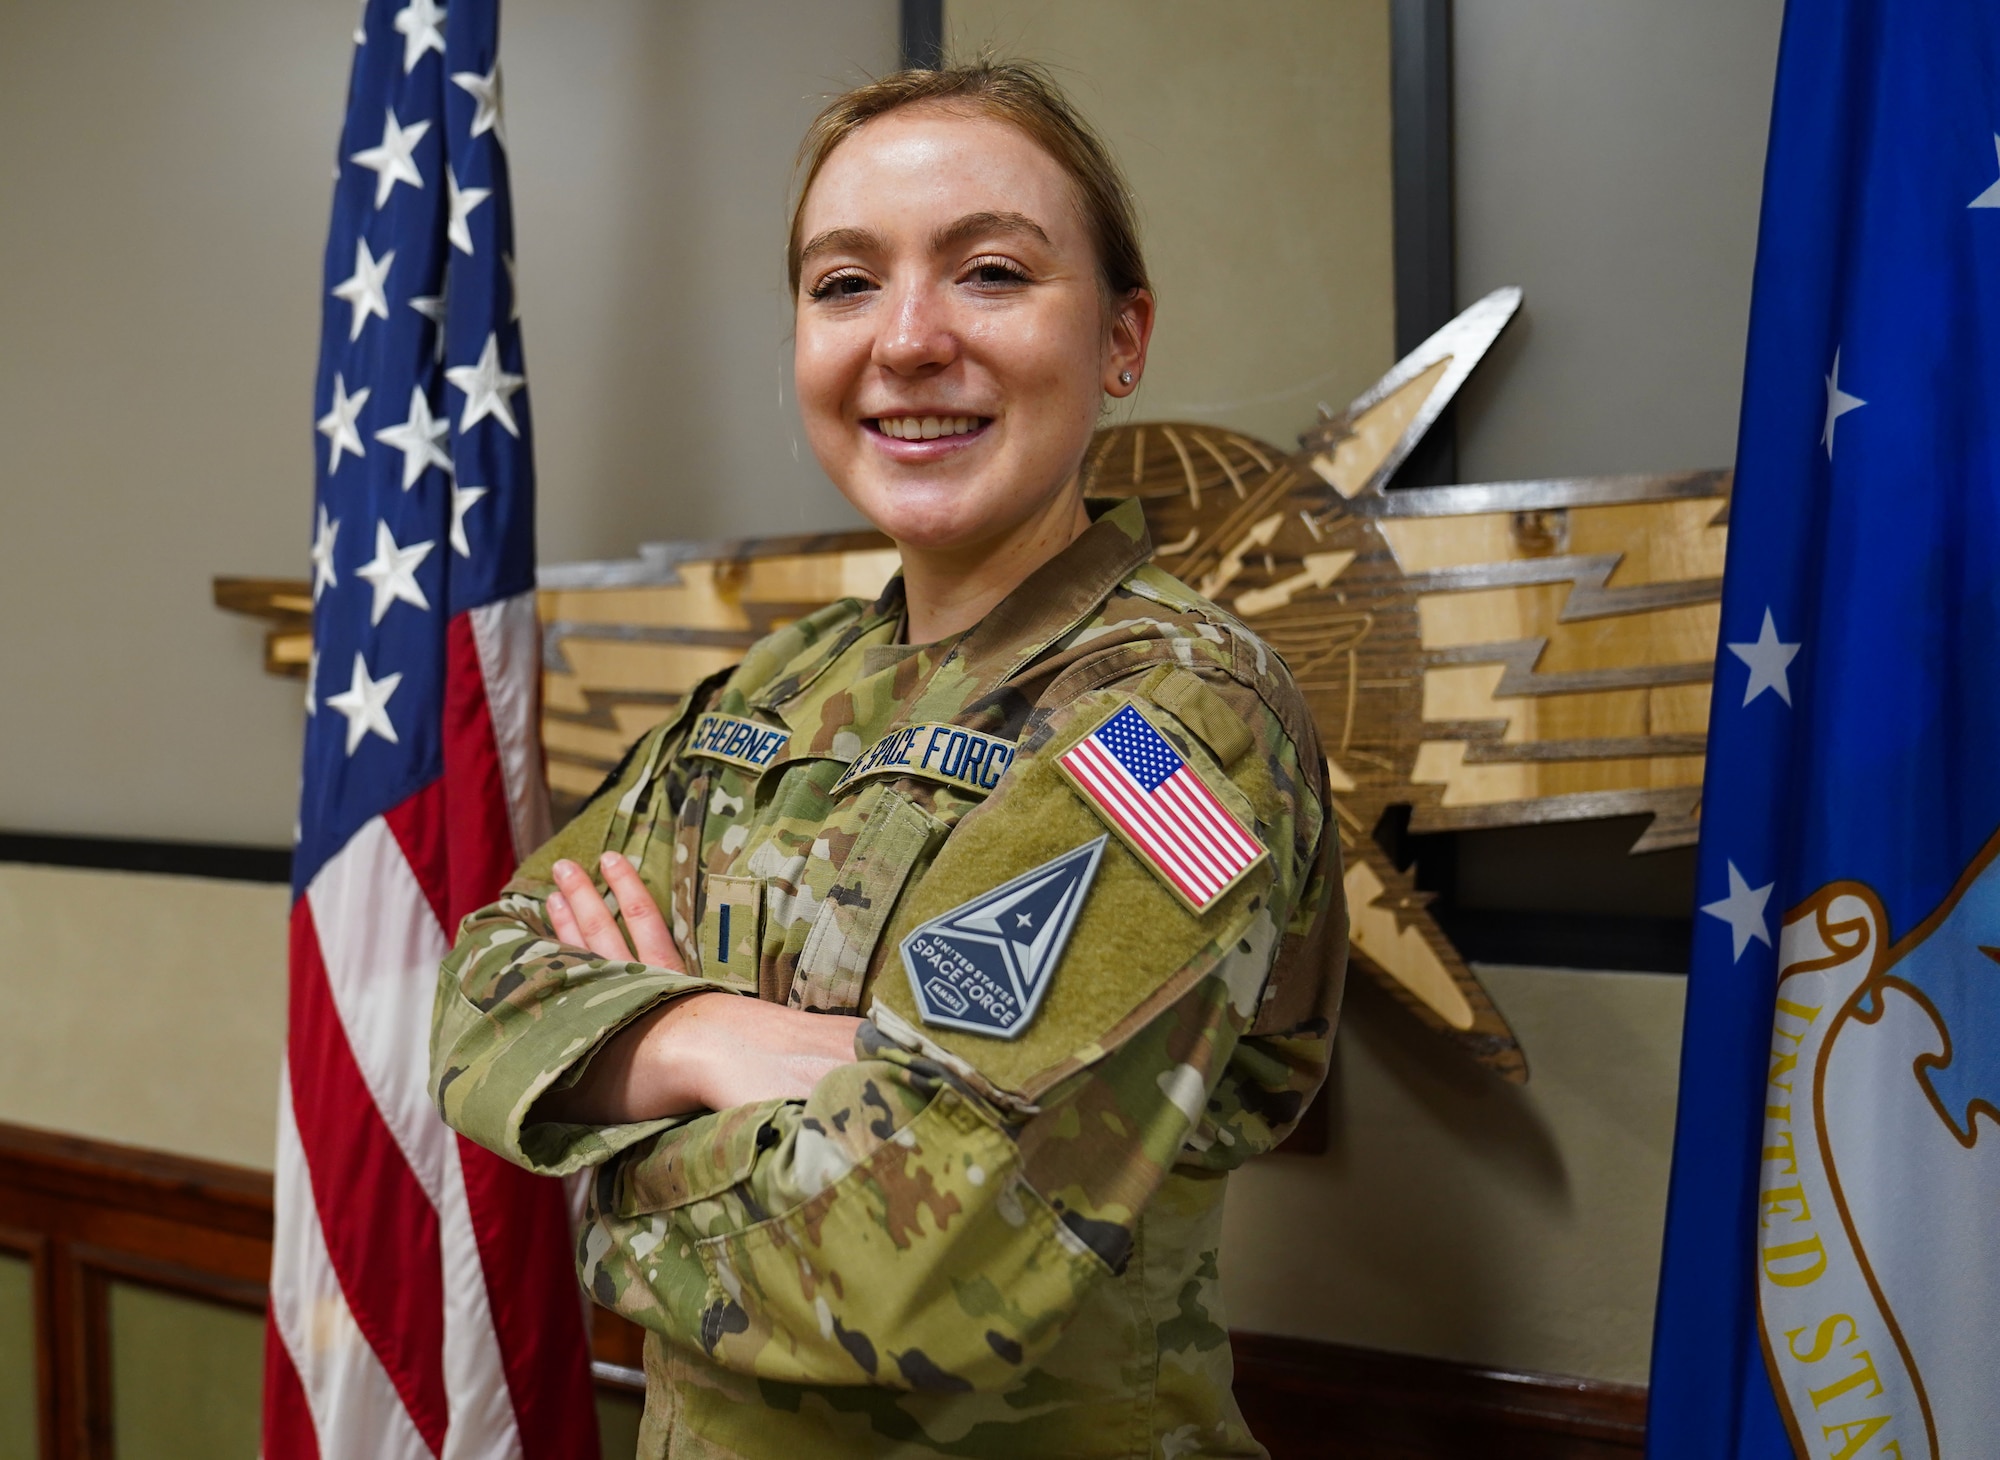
<box><xmin>685</xmin><ymin>712</ymin><xmax>792</xmax><ymax>773</ymax></box>
<box><xmin>831</xmin><ymin>723</ymin><xmax>1017</xmax><ymax>798</ymax></box>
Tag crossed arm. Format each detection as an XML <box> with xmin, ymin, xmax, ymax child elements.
<box><xmin>532</xmin><ymin>851</ymin><xmax>862</xmax><ymax>1125</ymax></box>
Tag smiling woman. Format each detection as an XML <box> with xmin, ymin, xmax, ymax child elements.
<box><xmin>430</xmin><ymin>60</ymin><xmax>1347</xmax><ymax>1460</ymax></box>
<box><xmin>788</xmin><ymin>68</ymin><xmax>1154</xmax><ymax>643</ymax></box>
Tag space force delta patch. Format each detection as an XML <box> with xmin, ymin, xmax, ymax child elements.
<box><xmin>686</xmin><ymin>713</ymin><xmax>792</xmax><ymax>772</ymax></box>
<box><xmin>831</xmin><ymin>723</ymin><xmax>1017</xmax><ymax>798</ymax></box>
<box><xmin>901</xmin><ymin>836</ymin><xmax>1106</xmax><ymax>1039</ymax></box>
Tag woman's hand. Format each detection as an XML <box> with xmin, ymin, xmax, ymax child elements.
<box><xmin>546</xmin><ymin>850</ymin><xmax>682</xmax><ymax>969</ymax></box>
<box><xmin>534</xmin><ymin>852</ymin><xmax>863</xmax><ymax>1125</ymax></box>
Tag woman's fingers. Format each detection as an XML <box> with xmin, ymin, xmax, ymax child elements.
<box><xmin>549</xmin><ymin>859</ymin><xmax>635</xmax><ymax>962</ymax></box>
<box><xmin>599</xmin><ymin>852</ymin><xmax>683</xmax><ymax>970</ymax></box>
<box><xmin>546</xmin><ymin>889</ymin><xmax>587</xmax><ymax>947</ymax></box>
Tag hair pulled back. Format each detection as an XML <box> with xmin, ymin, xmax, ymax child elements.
<box><xmin>787</xmin><ymin>59</ymin><xmax>1149</xmax><ymax>304</ymax></box>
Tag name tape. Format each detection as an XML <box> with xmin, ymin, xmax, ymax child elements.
<box><xmin>832</xmin><ymin>723</ymin><xmax>1017</xmax><ymax>798</ymax></box>
<box><xmin>686</xmin><ymin>713</ymin><xmax>792</xmax><ymax>773</ymax></box>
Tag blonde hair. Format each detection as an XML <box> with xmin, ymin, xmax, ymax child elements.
<box><xmin>787</xmin><ymin>59</ymin><xmax>1150</xmax><ymax>303</ymax></box>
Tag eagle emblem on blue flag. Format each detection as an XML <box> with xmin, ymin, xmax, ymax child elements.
<box><xmin>900</xmin><ymin>836</ymin><xmax>1107</xmax><ymax>1038</ymax></box>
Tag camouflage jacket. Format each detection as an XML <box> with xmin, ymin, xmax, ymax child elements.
<box><xmin>431</xmin><ymin>499</ymin><xmax>1347</xmax><ymax>1459</ymax></box>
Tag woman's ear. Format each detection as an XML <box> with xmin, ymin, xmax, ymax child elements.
<box><xmin>1103</xmin><ymin>288</ymin><xmax>1156</xmax><ymax>399</ymax></box>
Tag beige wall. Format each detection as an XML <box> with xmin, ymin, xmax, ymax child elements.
<box><xmin>1226</xmin><ymin>967</ymin><xmax>1683</xmax><ymax>1385</ymax></box>
<box><xmin>0</xmin><ymin>0</ymin><xmax>894</xmax><ymax>850</ymax></box>
<box><xmin>948</xmin><ymin>0</ymin><xmax>1397</xmax><ymax>450</ymax></box>
<box><xmin>1453</xmin><ymin>0</ymin><xmax>1784</xmax><ymax>481</ymax></box>
<box><xmin>0</xmin><ymin>864</ymin><xmax>287</xmax><ymax>1169</ymax></box>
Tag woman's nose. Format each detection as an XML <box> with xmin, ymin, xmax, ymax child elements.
<box><xmin>872</xmin><ymin>280</ymin><xmax>957</xmax><ymax>375</ymax></box>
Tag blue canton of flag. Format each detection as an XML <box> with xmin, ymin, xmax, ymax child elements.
<box><xmin>298</xmin><ymin>0</ymin><xmax>535</xmax><ymax>889</ymax></box>
<box><xmin>1650</xmin><ymin>4</ymin><xmax>2000</xmax><ymax>1456</ymax></box>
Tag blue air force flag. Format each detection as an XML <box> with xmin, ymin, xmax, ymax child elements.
<box><xmin>1649</xmin><ymin>4</ymin><xmax>2000</xmax><ymax>1457</ymax></box>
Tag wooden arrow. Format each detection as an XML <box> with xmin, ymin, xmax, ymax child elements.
<box><xmin>1233</xmin><ymin>550</ymin><xmax>1357</xmax><ymax>616</ymax></box>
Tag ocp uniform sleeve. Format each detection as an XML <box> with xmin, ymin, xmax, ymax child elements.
<box><xmin>429</xmin><ymin>684</ymin><xmax>738</xmax><ymax>1176</ymax></box>
<box><xmin>577</xmin><ymin>673</ymin><xmax>1338</xmax><ymax>1393</ymax></box>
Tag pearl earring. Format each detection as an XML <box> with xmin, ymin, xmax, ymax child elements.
<box><xmin>1119</xmin><ymin>371</ymin><xmax>1134</xmax><ymax>385</ymax></box>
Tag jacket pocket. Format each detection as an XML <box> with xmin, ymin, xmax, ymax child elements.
<box><xmin>791</xmin><ymin>788</ymin><xmax>948</xmax><ymax>1013</ymax></box>
<box><xmin>690</xmin><ymin>1086</ymin><xmax>1107</xmax><ymax>1390</ymax></box>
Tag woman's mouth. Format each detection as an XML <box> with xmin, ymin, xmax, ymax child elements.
<box><xmin>867</xmin><ymin>414</ymin><xmax>991</xmax><ymax>442</ymax></box>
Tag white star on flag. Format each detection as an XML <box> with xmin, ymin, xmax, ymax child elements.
<box><xmin>331</xmin><ymin>237</ymin><xmax>394</xmax><ymax>341</ymax></box>
<box><xmin>354</xmin><ymin>520</ymin><xmax>435</xmax><ymax>624</ymax></box>
<box><xmin>447</xmin><ymin>171</ymin><xmax>491</xmax><ymax>255</ymax></box>
<box><xmin>1701</xmin><ymin>861</ymin><xmax>1774</xmax><ymax>961</ymax></box>
<box><xmin>408</xmin><ymin>291</ymin><xmax>447</xmax><ymax>361</ymax></box>
<box><xmin>1971</xmin><ymin>134</ymin><xmax>2000</xmax><ymax>208</ymax></box>
<box><xmin>451</xmin><ymin>484</ymin><xmax>489</xmax><ymax>557</ymax></box>
<box><xmin>310</xmin><ymin>506</ymin><xmax>340</xmax><ymax>601</ymax></box>
<box><xmin>452</xmin><ymin>63</ymin><xmax>505</xmax><ymax>144</ymax></box>
<box><xmin>374</xmin><ymin>385</ymin><xmax>453</xmax><ymax>489</ymax></box>
<box><xmin>350</xmin><ymin>109</ymin><xmax>429</xmax><ymax>209</ymax></box>
<box><xmin>316</xmin><ymin>373</ymin><xmax>370</xmax><ymax>473</ymax></box>
<box><xmin>1822</xmin><ymin>349</ymin><xmax>1865</xmax><ymax>458</ymax></box>
<box><xmin>351</xmin><ymin>0</ymin><xmax>367</xmax><ymax>46</ymax></box>
<box><xmin>305</xmin><ymin>645</ymin><xmax>319</xmax><ymax>716</ymax></box>
<box><xmin>1727</xmin><ymin>608</ymin><xmax>1802</xmax><ymax>707</ymax></box>
<box><xmin>446</xmin><ymin>332</ymin><xmax>525</xmax><ymax>436</ymax></box>
<box><xmin>392</xmin><ymin>0</ymin><xmax>446</xmax><ymax>74</ymax></box>
<box><xmin>325</xmin><ymin>652</ymin><xmax>402</xmax><ymax>755</ymax></box>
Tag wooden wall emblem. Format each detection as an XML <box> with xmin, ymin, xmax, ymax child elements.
<box><xmin>220</xmin><ymin>288</ymin><xmax>1727</xmax><ymax>1081</ymax></box>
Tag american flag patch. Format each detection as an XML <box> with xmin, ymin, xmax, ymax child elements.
<box><xmin>1057</xmin><ymin>704</ymin><xmax>1267</xmax><ymax>911</ymax></box>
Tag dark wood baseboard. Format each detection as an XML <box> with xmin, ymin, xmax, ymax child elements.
<box><xmin>1233</xmin><ymin>1331</ymin><xmax>1646</xmax><ymax>1459</ymax></box>
<box><xmin>0</xmin><ymin>1120</ymin><xmax>1647</xmax><ymax>1458</ymax></box>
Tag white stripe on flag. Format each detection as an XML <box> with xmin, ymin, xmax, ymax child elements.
<box><xmin>1068</xmin><ymin>740</ymin><xmax>1230</xmax><ymax>897</ymax></box>
<box><xmin>1151</xmin><ymin>770</ymin><xmax>1241</xmax><ymax>870</ymax></box>
<box><xmin>1063</xmin><ymin>743</ymin><xmax>1212</xmax><ymax>896</ymax></box>
<box><xmin>1156</xmin><ymin>767</ymin><xmax>1262</xmax><ymax>863</ymax></box>
<box><xmin>469</xmin><ymin>592</ymin><xmax>553</xmax><ymax>861</ymax></box>
<box><xmin>271</xmin><ymin>1067</ymin><xmax>432</xmax><ymax>1460</ymax></box>
<box><xmin>1070</xmin><ymin>742</ymin><xmax>1226</xmax><ymax>897</ymax></box>
<box><xmin>306</xmin><ymin>822</ymin><xmax>523</xmax><ymax>1460</ymax></box>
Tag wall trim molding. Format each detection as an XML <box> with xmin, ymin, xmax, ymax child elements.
<box><xmin>1233</xmin><ymin>1330</ymin><xmax>1646</xmax><ymax>1457</ymax></box>
<box><xmin>0</xmin><ymin>1120</ymin><xmax>1649</xmax><ymax>1457</ymax></box>
<box><xmin>0</xmin><ymin>831</ymin><xmax>290</xmax><ymax>885</ymax></box>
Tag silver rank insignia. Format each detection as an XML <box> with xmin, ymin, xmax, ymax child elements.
<box><xmin>899</xmin><ymin>835</ymin><xmax>1106</xmax><ymax>1039</ymax></box>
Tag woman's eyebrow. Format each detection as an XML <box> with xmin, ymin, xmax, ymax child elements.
<box><xmin>797</xmin><ymin>225</ymin><xmax>885</xmax><ymax>267</ymax></box>
<box><xmin>930</xmin><ymin>210</ymin><xmax>1051</xmax><ymax>254</ymax></box>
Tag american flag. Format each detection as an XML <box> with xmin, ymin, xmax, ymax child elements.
<box><xmin>1058</xmin><ymin>705</ymin><xmax>1266</xmax><ymax>912</ymax></box>
<box><xmin>263</xmin><ymin>2</ymin><xmax>599</xmax><ymax>1456</ymax></box>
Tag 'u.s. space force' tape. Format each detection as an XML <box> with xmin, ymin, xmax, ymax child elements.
<box><xmin>685</xmin><ymin>712</ymin><xmax>792</xmax><ymax>773</ymax></box>
<box><xmin>831</xmin><ymin>723</ymin><xmax>1017</xmax><ymax>798</ymax></box>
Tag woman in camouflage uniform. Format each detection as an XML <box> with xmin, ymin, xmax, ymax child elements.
<box><xmin>432</xmin><ymin>61</ymin><xmax>1345</xmax><ymax>1460</ymax></box>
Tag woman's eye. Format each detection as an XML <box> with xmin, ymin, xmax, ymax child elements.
<box><xmin>808</xmin><ymin>271</ymin><xmax>874</xmax><ymax>300</ymax></box>
<box><xmin>964</xmin><ymin>258</ymin><xmax>1028</xmax><ymax>286</ymax></box>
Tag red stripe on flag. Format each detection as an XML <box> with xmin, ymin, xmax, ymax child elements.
<box><xmin>1064</xmin><ymin>741</ymin><xmax>1216</xmax><ymax>903</ymax></box>
<box><xmin>458</xmin><ymin>1137</ymin><xmax>600</xmax><ymax>1460</ymax></box>
<box><xmin>288</xmin><ymin>901</ymin><xmax>450</xmax><ymax>1455</ymax></box>
<box><xmin>262</xmin><ymin>1307</ymin><xmax>322</xmax><ymax>1460</ymax></box>
<box><xmin>445</xmin><ymin>610</ymin><xmax>599</xmax><ymax>1460</ymax></box>
<box><xmin>443</xmin><ymin>611</ymin><xmax>525</xmax><ymax>931</ymax></box>
<box><xmin>1070</xmin><ymin>739</ymin><xmax>1230</xmax><ymax>894</ymax></box>
<box><xmin>385</xmin><ymin>779</ymin><xmax>451</xmax><ymax>936</ymax></box>
<box><xmin>1157</xmin><ymin>767</ymin><xmax>1263</xmax><ymax>864</ymax></box>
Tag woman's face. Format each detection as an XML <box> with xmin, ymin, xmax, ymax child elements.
<box><xmin>792</xmin><ymin>105</ymin><xmax>1149</xmax><ymax>553</ymax></box>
